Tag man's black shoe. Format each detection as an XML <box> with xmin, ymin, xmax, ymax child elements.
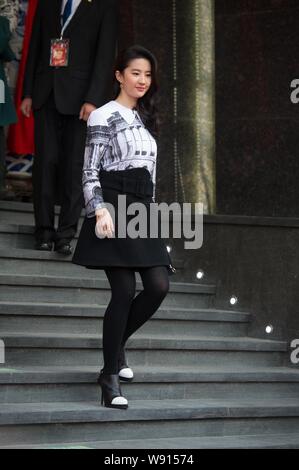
<box><xmin>55</xmin><ymin>242</ymin><xmax>73</xmax><ymax>255</ymax></box>
<box><xmin>35</xmin><ymin>241</ymin><xmax>53</xmax><ymax>251</ymax></box>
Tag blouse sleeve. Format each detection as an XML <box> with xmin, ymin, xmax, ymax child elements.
<box><xmin>82</xmin><ymin>110</ymin><xmax>111</xmax><ymax>218</ymax></box>
<box><xmin>152</xmin><ymin>161</ymin><xmax>156</xmax><ymax>202</ymax></box>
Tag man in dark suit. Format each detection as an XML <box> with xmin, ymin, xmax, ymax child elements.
<box><xmin>21</xmin><ymin>0</ymin><xmax>118</xmax><ymax>254</ymax></box>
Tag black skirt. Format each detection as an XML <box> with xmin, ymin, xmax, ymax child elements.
<box><xmin>72</xmin><ymin>167</ymin><xmax>176</xmax><ymax>276</ymax></box>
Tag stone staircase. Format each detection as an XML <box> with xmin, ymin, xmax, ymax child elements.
<box><xmin>0</xmin><ymin>201</ymin><xmax>299</xmax><ymax>449</ymax></box>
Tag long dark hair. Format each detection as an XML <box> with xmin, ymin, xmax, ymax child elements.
<box><xmin>113</xmin><ymin>45</ymin><xmax>159</xmax><ymax>138</ymax></box>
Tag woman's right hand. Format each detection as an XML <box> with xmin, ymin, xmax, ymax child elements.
<box><xmin>95</xmin><ymin>208</ymin><xmax>115</xmax><ymax>238</ymax></box>
<box><xmin>20</xmin><ymin>98</ymin><xmax>33</xmax><ymax>118</ymax></box>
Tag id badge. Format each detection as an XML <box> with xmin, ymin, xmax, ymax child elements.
<box><xmin>50</xmin><ymin>39</ymin><xmax>70</xmax><ymax>67</ymax></box>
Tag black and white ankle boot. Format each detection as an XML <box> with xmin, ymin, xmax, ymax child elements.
<box><xmin>98</xmin><ymin>370</ymin><xmax>128</xmax><ymax>409</ymax></box>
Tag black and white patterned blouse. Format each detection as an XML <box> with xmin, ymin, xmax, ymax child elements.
<box><xmin>83</xmin><ymin>100</ymin><xmax>157</xmax><ymax>218</ymax></box>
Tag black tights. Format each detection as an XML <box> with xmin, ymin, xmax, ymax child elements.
<box><xmin>102</xmin><ymin>266</ymin><xmax>170</xmax><ymax>374</ymax></box>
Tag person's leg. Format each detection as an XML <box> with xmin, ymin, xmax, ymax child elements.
<box><xmin>102</xmin><ymin>267</ymin><xmax>137</xmax><ymax>374</ymax></box>
<box><xmin>121</xmin><ymin>266</ymin><xmax>169</xmax><ymax>346</ymax></box>
<box><xmin>33</xmin><ymin>93</ymin><xmax>61</xmax><ymax>243</ymax></box>
<box><xmin>56</xmin><ymin>114</ymin><xmax>86</xmax><ymax>245</ymax></box>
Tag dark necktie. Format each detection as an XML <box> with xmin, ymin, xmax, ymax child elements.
<box><xmin>62</xmin><ymin>0</ymin><xmax>73</xmax><ymax>26</ymax></box>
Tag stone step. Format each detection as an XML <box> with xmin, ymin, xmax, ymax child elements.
<box><xmin>0</xmin><ymin>398</ymin><xmax>298</xmax><ymax>446</ymax></box>
<box><xmin>0</xmin><ymin>274</ymin><xmax>215</xmax><ymax>308</ymax></box>
<box><xmin>0</xmin><ymin>201</ymin><xmax>83</xmax><ymax>226</ymax></box>
<box><xmin>1</xmin><ymin>366</ymin><xmax>299</xmax><ymax>403</ymax></box>
<box><xmin>0</xmin><ymin>224</ymin><xmax>84</xmax><ymax>250</ymax></box>
<box><xmin>0</xmin><ymin>247</ymin><xmax>183</xmax><ymax>279</ymax></box>
<box><xmin>1</xmin><ymin>333</ymin><xmax>287</xmax><ymax>367</ymax></box>
<box><xmin>0</xmin><ymin>201</ymin><xmax>83</xmax><ymax>214</ymax></box>
<box><xmin>0</xmin><ymin>248</ymin><xmax>107</xmax><ymax>278</ymax></box>
<box><xmin>2</xmin><ymin>433</ymin><xmax>298</xmax><ymax>449</ymax></box>
<box><xmin>0</xmin><ymin>302</ymin><xmax>251</xmax><ymax>337</ymax></box>
<box><xmin>0</xmin><ymin>205</ymin><xmax>35</xmax><ymax>225</ymax></box>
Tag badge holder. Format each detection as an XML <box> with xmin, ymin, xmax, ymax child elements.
<box><xmin>50</xmin><ymin>38</ymin><xmax>70</xmax><ymax>67</ymax></box>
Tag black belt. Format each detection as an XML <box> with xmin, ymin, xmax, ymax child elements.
<box><xmin>100</xmin><ymin>170</ymin><xmax>153</xmax><ymax>198</ymax></box>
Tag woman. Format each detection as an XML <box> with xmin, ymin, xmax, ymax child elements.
<box><xmin>72</xmin><ymin>45</ymin><xmax>176</xmax><ymax>410</ymax></box>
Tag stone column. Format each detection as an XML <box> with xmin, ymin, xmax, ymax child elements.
<box><xmin>123</xmin><ymin>0</ymin><xmax>216</xmax><ymax>212</ymax></box>
<box><xmin>173</xmin><ymin>0</ymin><xmax>216</xmax><ymax>213</ymax></box>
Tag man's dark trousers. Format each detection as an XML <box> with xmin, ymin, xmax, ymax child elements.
<box><xmin>33</xmin><ymin>91</ymin><xmax>86</xmax><ymax>243</ymax></box>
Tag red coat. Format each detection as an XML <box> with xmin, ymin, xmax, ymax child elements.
<box><xmin>7</xmin><ymin>0</ymin><xmax>38</xmax><ymax>155</ymax></box>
